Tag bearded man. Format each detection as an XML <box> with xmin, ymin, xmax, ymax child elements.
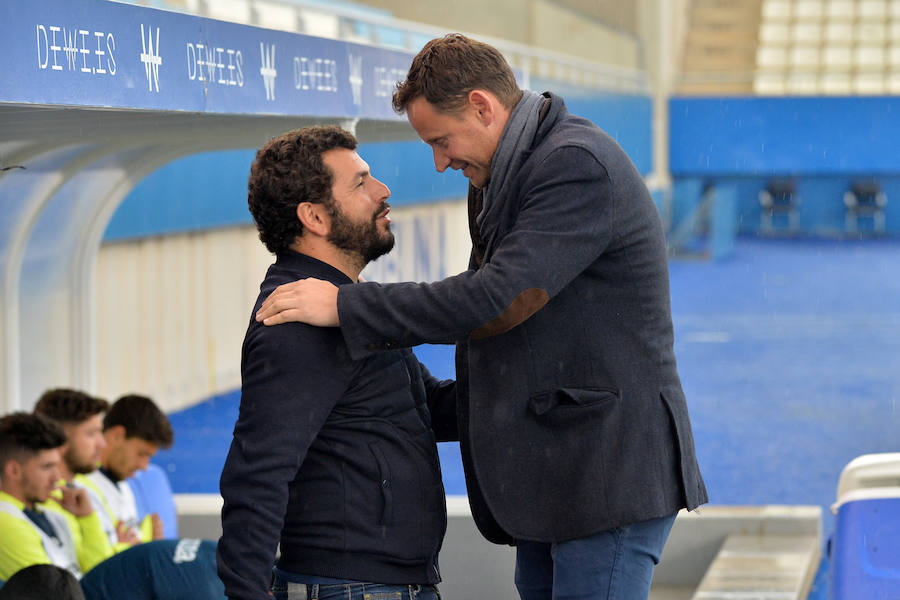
<box><xmin>217</xmin><ymin>126</ymin><xmax>457</xmax><ymax>600</ymax></box>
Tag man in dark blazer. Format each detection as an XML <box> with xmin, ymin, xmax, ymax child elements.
<box><xmin>256</xmin><ymin>34</ymin><xmax>707</xmax><ymax>599</ymax></box>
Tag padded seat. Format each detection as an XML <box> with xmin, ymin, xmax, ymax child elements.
<box><xmin>763</xmin><ymin>0</ymin><xmax>793</xmax><ymax>20</ymax></box>
<box><xmin>844</xmin><ymin>180</ymin><xmax>888</xmax><ymax>234</ymax></box>
<box><xmin>821</xmin><ymin>71</ymin><xmax>853</xmax><ymax>94</ymax></box>
<box><xmin>754</xmin><ymin>72</ymin><xmax>787</xmax><ymax>94</ymax></box>
<box><xmin>759</xmin><ymin>179</ymin><xmax>800</xmax><ymax>233</ymax></box>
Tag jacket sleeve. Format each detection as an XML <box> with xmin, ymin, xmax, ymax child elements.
<box><xmin>0</xmin><ymin>512</ymin><xmax>52</xmax><ymax>581</ymax></box>
<box><xmin>217</xmin><ymin>323</ymin><xmax>349</xmax><ymax>600</ymax></box>
<box><xmin>75</xmin><ymin>511</ymin><xmax>114</xmax><ymax>572</ymax></box>
<box><xmin>417</xmin><ymin>360</ymin><xmax>458</xmax><ymax>442</ymax></box>
<box><xmin>338</xmin><ymin>146</ymin><xmax>614</xmax><ymax>360</ymax></box>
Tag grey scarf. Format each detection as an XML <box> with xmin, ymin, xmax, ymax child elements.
<box><xmin>476</xmin><ymin>90</ymin><xmax>547</xmax><ymax>240</ymax></box>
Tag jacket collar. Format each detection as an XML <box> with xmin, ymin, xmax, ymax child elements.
<box><xmin>274</xmin><ymin>251</ymin><xmax>355</xmax><ymax>286</ymax></box>
<box><xmin>534</xmin><ymin>91</ymin><xmax>566</xmax><ymax>147</ymax></box>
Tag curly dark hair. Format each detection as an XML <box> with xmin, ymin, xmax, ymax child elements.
<box><xmin>248</xmin><ymin>126</ymin><xmax>358</xmax><ymax>254</ymax></box>
<box><xmin>393</xmin><ymin>33</ymin><xmax>521</xmax><ymax>115</ymax></box>
<box><xmin>34</xmin><ymin>388</ymin><xmax>109</xmax><ymax>425</ymax></box>
<box><xmin>0</xmin><ymin>412</ymin><xmax>66</xmax><ymax>469</ymax></box>
<box><xmin>104</xmin><ymin>395</ymin><xmax>173</xmax><ymax>449</ymax></box>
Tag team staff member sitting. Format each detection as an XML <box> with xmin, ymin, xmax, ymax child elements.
<box><xmin>0</xmin><ymin>413</ymin><xmax>109</xmax><ymax>580</ymax></box>
<box><xmin>84</xmin><ymin>395</ymin><xmax>173</xmax><ymax>549</ymax></box>
<box><xmin>33</xmin><ymin>388</ymin><xmax>140</xmax><ymax>552</ymax></box>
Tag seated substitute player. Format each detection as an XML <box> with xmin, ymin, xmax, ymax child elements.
<box><xmin>84</xmin><ymin>394</ymin><xmax>173</xmax><ymax>550</ymax></box>
<box><xmin>0</xmin><ymin>413</ymin><xmax>109</xmax><ymax>580</ymax></box>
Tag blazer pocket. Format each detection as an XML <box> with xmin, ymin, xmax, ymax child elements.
<box><xmin>368</xmin><ymin>441</ymin><xmax>393</xmax><ymax>525</ymax></box>
<box><xmin>528</xmin><ymin>386</ymin><xmax>619</xmax><ymax>417</ymax></box>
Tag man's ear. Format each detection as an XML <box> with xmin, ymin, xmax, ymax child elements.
<box><xmin>468</xmin><ymin>90</ymin><xmax>495</xmax><ymax>126</ymax></box>
<box><xmin>296</xmin><ymin>202</ymin><xmax>330</xmax><ymax>237</ymax></box>
<box><xmin>3</xmin><ymin>459</ymin><xmax>21</xmax><ymax>481</ymax></box>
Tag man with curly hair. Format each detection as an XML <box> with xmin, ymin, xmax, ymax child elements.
<box><xmin>217</xmin><ymin>126</ymin><xmax>457</xmax><ymax>600</ymax></box>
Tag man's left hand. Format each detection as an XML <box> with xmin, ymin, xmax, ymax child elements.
<box><xmin>256</xmin><ymin>278</ymin><xmax>340</xmax><ymax>327</ymax></box>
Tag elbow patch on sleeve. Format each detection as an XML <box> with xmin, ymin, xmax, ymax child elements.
<box><xmin>470</xmin><ymin>288</ymin><xmax>549</xmax><ymax>340</ymax></box>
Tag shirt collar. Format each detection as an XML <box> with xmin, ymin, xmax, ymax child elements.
<box><xmin>274</xmin><ymin>251</ymin><xmax>355</xmax><ymax>286</ymax></box>
<box><xmin>98</xmin><ymin>466</ymin><xmax>121</xmax><ymax>484</ymax></box>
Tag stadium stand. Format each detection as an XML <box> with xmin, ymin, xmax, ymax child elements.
<box><xmin>679</xmin><ymin>0</ymin><xmax>900</xmax><ymax>96</ymax></box>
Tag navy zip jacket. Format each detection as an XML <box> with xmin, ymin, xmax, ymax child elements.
<box><xmin>217</xmin><ymin>252</ymin><xmax>457</xmax><ymax>600</ymax></box>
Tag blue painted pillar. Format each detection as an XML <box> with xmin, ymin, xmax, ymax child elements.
<box><xmin>710</xmin><ymin>183</ymin><xmax>738</xmax><ymax>260</ymax></box>
<box><xmin>671</xmin><ymin>178</ymin><xmax>705</xmax><ymax>232</ymax></box>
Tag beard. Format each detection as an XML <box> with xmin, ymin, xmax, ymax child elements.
<box><xmin>64</xmin><ymin>447</ymin><xmax>96</xmax><ymax>475</ymax></box>
<box><xmin>327</xmin><ymin>201</ymin><xmax>395</xmax><ymax>265</ymax></box>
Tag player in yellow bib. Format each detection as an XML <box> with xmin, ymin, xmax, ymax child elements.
<box><xmin>0</xmin><ymin>413</ymin><xmax>110</xmax><ymax>581</ymax></box>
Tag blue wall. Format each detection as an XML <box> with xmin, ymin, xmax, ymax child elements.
<box><xmin>104</xmin><ymin>91</ymin><xmax>653</xmax><ymax>241</ymax></box>
<box><xmin>669</xmin><ymin>97</ymin><xmax>900</xmax><ymax>236</ymax></box>
<box><xmin>670</xmin><ymin>97</ymin><xmax>900</xmax><ymax>176</ymax></box>
<box><xmin>103</xmin><ymin>141</ymin><xmax>468</xmax><ymax>242</ymax></box>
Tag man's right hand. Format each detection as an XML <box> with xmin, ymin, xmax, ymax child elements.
<box><xmin>58</xmin><ymin>486</ymin><xmax>94</xmax><ymax>517</ymax></box>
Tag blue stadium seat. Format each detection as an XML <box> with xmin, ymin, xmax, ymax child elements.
<box><xmin>758</xmin><ymin>178</ymin><xmax>800</xmax><ymax>234</ymax></box>
<box><xmin>844</xmin><ymin>180</ymin><xmax>887</xmax><ymax>235</ymax></box>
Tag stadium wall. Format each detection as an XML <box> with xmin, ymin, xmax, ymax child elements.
<box><xmin>670</xmin><ymin>96</ymin><xmax>900</xmax><ymax>236</ymax></box>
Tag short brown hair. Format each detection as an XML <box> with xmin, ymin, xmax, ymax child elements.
<box><xmin>248</xmin><ymin>126</ymin><xmax>358</xmax><ymax>254</ymax></box>
<box><xmin>34</xmin><ymin>388</ymin><xmax>109</xmax><ymax>425</ymax></box>
<box><xmin>104</xmin><ymin>395</ymin><xmax>173</xmax><ymax>449</ymax></box>
<box><xmin>392</xmin><ymin>34</ymin><xmax>521</xmax><ymax>115</ymax></box>
<box><xmin>0</xmin><ymin>412</ymin><xmax>66</xmax><ymax>469</ymax></box>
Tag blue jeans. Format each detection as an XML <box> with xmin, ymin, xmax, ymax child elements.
<box><xmin>514</xmin><ymin>514</ymin><xmax>677</xmax><ymax>600</ymax></box>
<box><xmin>271</xmin><ymin>577</ymin><xmax>441</xmax><ymax>600</ymax></box>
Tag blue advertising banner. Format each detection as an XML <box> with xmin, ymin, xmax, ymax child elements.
<box><xmin>0</xmin><ymin>0</ymin><xmax>413</xmax><ymax>120</ymax></box>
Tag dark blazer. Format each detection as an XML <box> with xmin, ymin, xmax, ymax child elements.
<box><xmin>338</xmin><ymin>93</ymin><xmax>707</xmax><ymax>544</ymax></box>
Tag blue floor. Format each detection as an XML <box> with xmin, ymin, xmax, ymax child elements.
<box><xmin>668</xmin><ymin>236</ymin><xmax>900</xmax><ymax>534</ymax></box>
<box><xmin>153</xmin><ymin>236</ymin><xmax>900</xmax><ymax>594</ymax></box>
